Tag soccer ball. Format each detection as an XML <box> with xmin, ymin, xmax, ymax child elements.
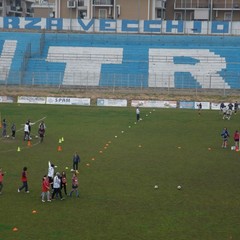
<box><xmin>154</xmin><ymin>185</ymin><xmax>158</xmax><ymax>189</ymax></box>
<box><xmin>177</xmin><ymin>185</ymin><xmax>182</xmax><ymax>190</ymax></box>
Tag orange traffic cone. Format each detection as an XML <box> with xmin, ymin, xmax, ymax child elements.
<box><xmin>27</xmin><ymin>140</ymin><xmax>32</xmax><ymax>147</ymax></box>
<box><xmin>57</xmin><ymin>145</ymin><xmax>62</xmax><ymax>152</ymax></box>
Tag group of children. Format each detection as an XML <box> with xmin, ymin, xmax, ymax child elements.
<box><xmin>2</xmin><ymin>119</ymin><xmax>16</xmax><ymax>139</ymax></box>
<box><xmin>42</xmin><ymin>169</ymin><xmax>79</xmax><ymax>202</ymax></box>
<box><xmin>221</xmin><ymin>128</ymin><xmax>240</xmax><ymax>149</ymax></box>
<box><xmin>221</xmin><ymin>102</ymin><xmax>238</xmax><ymax>120</ymax></box>
<box><xmin>40</xmin><ymin>161</ymin><xmax>79</xmax><ymax>202</ymax></box>
<box><xmin>1</xmin><ymin>118</ymin><xmax>46</xmax><ymax>142</ymax></box>
<box><xmin>0</xmin><ymin>161</ymin><xmax>80</xmax><ymax>202</ymax></box>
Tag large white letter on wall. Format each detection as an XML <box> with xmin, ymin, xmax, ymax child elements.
<box><xmin>46</xmin><ymin>47</ymin><xmax>123</xmax><ymax>86</ymax></box>
<box><xmin>148</xmin><ymin>49</ymin><xmax>230</xmax><ymax>89</ymax></box>
<box><xmin>0</xmin><ymin>40</ymin><xmax>16</xmax><ymax>81</ymax></box>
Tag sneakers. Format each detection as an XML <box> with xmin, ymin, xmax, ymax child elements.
<box><xmin>18</xmin><ymin>189</ymin><xmax>20</xmax><ymax>192</ymax></box>
<box><xmin>42</xmin><ymin>200</ymin><xmax>45</xmax><ymax>202</ymax></box>
<box><xmin>26</xmin><ymin>191</ymin><xmax>30</xmax><ymax>193</ymax></box>
<box><xmin>60</xmin><ymin>198</ymin><xmax>65</xmax><ymax>201</ymax></box>
<box><xmin>47</xmin><ymin>200</ymin><xmax>51</xmax><ymax>202</ymax></box>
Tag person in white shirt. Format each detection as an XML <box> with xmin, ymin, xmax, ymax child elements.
<box><xmin>51</xmin><ymin>172</ymin><xmax>64</xmax><ymax>200</ymax></box>
<box><xmin>47</xmin><ymin>161</ymin><xmax>55</xmax><ymax>189</ymax></box>
<box><xmin>136</xmin><ymin>107</ymin><xmax>140</xmax><ymax>122</ymax></box>
<box><xmin>23</xmin><ymin>122</ymin><xmax>30</xmax><ymax>141</ymax></box>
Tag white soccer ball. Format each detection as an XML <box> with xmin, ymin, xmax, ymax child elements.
<box><xmin>177</xmin><ymin>185</ymin><xmax>182</xmax><ymax>190</ymax></box>
<box><xmin>154</xmin><ymin>185</ymin><xmax>158</xmax><ymax>189</ymax></box>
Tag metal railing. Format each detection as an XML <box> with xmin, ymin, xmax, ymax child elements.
<box><xmin>1</xmin><ymin>71</ymin><xmax>240</xmax><ymax>91</ymax></box>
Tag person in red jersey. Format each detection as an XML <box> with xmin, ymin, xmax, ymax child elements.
<box><xmin>18</xmin><ymin>167</ymin><xmax>29</xmax><ymax>193</ymax></box>
<box><xmin>0</xmin><ymin>168</ymin><xmax>4</xmax><ymax>194</ymax></box>
<box><xmin>234</xmin><ymin>130</ymin><xmax>240</xmax><ymax>148</ymax></box>
<box><xmin>41</xmin><ymin>175</ymin><xmax>51</xmax><ymax>202</ymax></box>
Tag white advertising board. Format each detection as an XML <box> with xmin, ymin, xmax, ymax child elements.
<box><xmin>131</xmin><ymin>100</ymin><xmax>177</xmax><ymax>108</ymax></box>
<box><xmin>46</xmin><ymin>97</ymin><xmax>90</xmax><ymax>106</ymax></box>
<box><xmin>0</xmin><ymin>96</ymin><xmax>14</xmax><ymax>103</ymax></box>
<box><xmin>194</xmin><ymin>102</ymin><xmax>210</xmax><ymax>110</ymax></box>
<box><xmin>97</xmin><ymin>99</ymin><xmax>127</xmax><ymax>107</ymax></box>
<box><xmin>211</xmin><ymin>102</ymin><xmax>229</xmax><ymax>110</ymax></box>
<box><xmin>18</xmin><ymin>96</ymin><xmax>46</xmax><ymax>104</ymax></box>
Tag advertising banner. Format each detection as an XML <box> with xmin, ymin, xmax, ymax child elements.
<box><xmin>179</xmin><ymin>101</ymin><xmax>195</xmax><ymax>109</ymax></box>
<box><xmin>211</xmin><ymin>102</ymin><xmax>229</xmax><ymax>110</ymax></box>
<box><xmin>131</xmin><ymin>100</ymin><xmax>177</xmax><ymax>108</ymax></box>
<box><xmin>97</xmin><ymin>99</ymin><xmax>127</xmax><ymax>107</ymax></box>
<box><xmin>0</xmin><ymin>96</ymin><xmax>14</xmax><ymax>103</ymax></box>
<box><xmin>18</xmin><ymin>96</ymin><xmax>46</xmax><ymax>104</ymax></box>
<box><xmin>194</xmin><ymin>102</ymin><xmax>210</xmax><ymax>110</ymax></box>
<box><xmin>46</xmin><ymin>97</ymin><xmax>90</xmax><ymax>106</ymax></box>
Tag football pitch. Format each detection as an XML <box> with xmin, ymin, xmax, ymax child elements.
<box><xmin>0</xmin><ymin>103</ymin><xmax>240</xmax><ymax>240</ymax></box>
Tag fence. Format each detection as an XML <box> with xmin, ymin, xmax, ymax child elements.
<box><xmin>1</xmin><ymin>71</ymin><xmax>240</xmax><ymax>96</ymax></box>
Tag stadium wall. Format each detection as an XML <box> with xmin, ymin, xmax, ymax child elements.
<box><xmin>1</xmin><ymin>17</ymin><xmax>240</xmax><ymax>35</ymax></box>
<box><xmin>0</xmin><ymin>22</ymin><xmax>240</xmax><ymax>91</ymax></box>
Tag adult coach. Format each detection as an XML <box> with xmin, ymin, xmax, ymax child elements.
<box><xmin>136</xmin><ymin>107</ymin><xmax>140</xmax><ymax>122</ymax></box>
<box><xmin>72</xmin><ymin>152</ymin><xmax>80</xmax><ymax>171</ymax></box>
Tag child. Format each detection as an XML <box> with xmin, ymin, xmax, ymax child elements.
<box><xmin>61</xmin><ymin>171</ymin><xmax>67</xmax><ymax>196</ymax></box>
<box><xmin>197</xmin><ymin>103</ymin><xmax>202</xmax><ymax>115</ymax></box>
<box><xmin>2</xmin><ymin>119</ymin><xmax>7</xmax><ymax>138</ymax></box>
<box><xmin>18</xmin><ymin>167</ymin><xmax>29</xmax><ymax>193</ymax></box>
<box><xmin>52</xmin><ymin>172</ymin><xmax>64</xmax><ymax>200</ymax></box>
<box><xmin>47</xmin><ymin>161</ymin><xmax>55</xmax><ymax>190</ymax></box>
<box><xmin>69</xmin><ymin>172</ymin><xmax>79</xmax><ymax>197</ymax></box>
<box><xmin>11</xmin><ymin>123</ymin><xmax>16</xmax><ymax>139</ymax></box>
<box><xmin>234</xmin><ymin>130</ymin><xmax>240</xmax><ymax>148</ymax></box>
<box><xmin>38</xmin><ymin>121</ymin><xmax>46</xmax><ymax>143</ymax></box>
<box><xmin>0</xmin><ymin>168</ymin><xmax>4</xmax><ymax>194</ymax></box>
<box><xmin>41</xmin><ymin>175</ymin><xmax>51</xmax><ymax>202</ymax></box>
<box><xmin>221</xmin><ymin>127</ymin><xmax>230</xmax><ymax>148</ymax></box>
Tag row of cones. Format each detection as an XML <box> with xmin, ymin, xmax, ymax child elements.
<box><xmin>16</xmin><ymin>137</ymin><xmax>64</xmax><ymax>152</ymax></box>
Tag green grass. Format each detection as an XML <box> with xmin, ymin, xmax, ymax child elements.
<box><xmin>0</xmin><ymin>103</ymin><xmax>240</xmax><ymax>240</ymax></box>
